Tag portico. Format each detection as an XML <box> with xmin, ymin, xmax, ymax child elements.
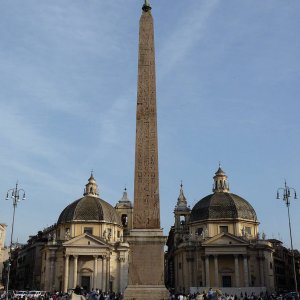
<box><xmin>202</xmin><ymin>253</ymin><xmax>249</xmax><ymax>288</ymax></box>
<box><xmin>41</xmin><ymin>232</ymin><xmax>130</xmax><ymax>293</ymax></box>
<box><xmin>63</xmin><ymin>253</ymin><xmax>109</xmax><ymax>292</ymax></box>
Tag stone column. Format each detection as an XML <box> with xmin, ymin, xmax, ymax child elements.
<box><xmin>243</xmin><ymin>255</ymin><xmax>249</xmax><ymax>287</ymax></box>
<box><xmin>119</xmin><ymin>257</ymin><xmax>125</xmax><ymax>293</ymax></box>
<box><xmin>201</xmin><ymin>257</ymin><xmax>206</xmax><ymax>287</ymax></box>
<box><xmin>205</xmin><ymin>256</ymin><xmax>210</xmax><ymax>287</ymax></box>
<box><xmin>214</xmin><ymin>255</ymin><xmax>219</xmax><ymax>287</ymax></box>
<box><xmin>175</xmin><ymin>256</ymin><xmax>179</xmax><ymax>291</ymax></box>
<box><xmin>191</xmin><ymin>256</ymin><xmax>195</xmax><ymax>288</ymax></box>
<box><xmin>259</xmin><ymin>257</ymin><xmax>265</xmax><ymax>286</ymax></box>
<box><xmin>49</xmin><ymin>250</ymin><xmax>56</xmax><ymax>291</ymax></box>
<box><xmin>234</xmin><ymin>255</ymin><xmax>239</xmax><ymax>287</ymax></box>
<box><xmin>106</xmin><ymin>256</ymin><xmax>110</xmax><ymax>291</ymax></box>
<box><xmin>102</xmin><ymin>256</ymin><xmax>107</xmax><ymax>291</ymax></box>
<box><xmin>64</xmin><ymin>255</ymin><xmax>70</xmax><ymax>293</ymax></box>
<box><xmin>73</xmin><ymin>255</ymin><xmax>78</xmax><ymax>288</ymax></box>
<box><xmin>98</xmin><ymin>256</ymin><xmax>103</xmax><ymax>289</ymax></box>
<box><xmin>93</xmin><ymin>255</ymin><xmax>98</xmax><ymax>290</ymax></box>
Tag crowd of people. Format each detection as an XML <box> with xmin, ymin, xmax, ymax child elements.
<box><xmin>169</xmin><ymin>289</ymin><xmax>299</xmax><ymax>300</ymax></box>
<box><xmin>1</xmin><ymin>288</ymin><xmax>298</xmax><ymax>300</ymax></box>
<box><xmin>0</xmin><ymin>290</ymin><xmax>122</xmax><ymax>300</ymax></box>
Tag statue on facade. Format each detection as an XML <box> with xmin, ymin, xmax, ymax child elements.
<box><xmin>52</xmin><ymin>232</ymin><xmax>56</xmax><ymax>244</ymax></box>
<box><xmin>65</xmin><ymin>229</ymin><xmax>71</xmax><ymax>240</ymax></box>
<box><xmin>204</xmin><ymin>227</ymin><xmax>208</xmax><ymax>238</ymax></box>
<box><xmin>241</xmin><ymin>227</ymin><xmax>245</xmax><ymax>237</ymax></box>
<box><xmin>200</xmin><ymin>231</ymin><xmax>205</xmax><ymax>240</ymax></box>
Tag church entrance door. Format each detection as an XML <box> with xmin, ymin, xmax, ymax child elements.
<box><xmin>81</xmin><ymin>276</ymin><xmax>90</xmax><ymax>291</ymax></box>
<box><xmin>222</xmin><ymin>275</ymin><xmax>232</xmax><ymax>287</ymax></box>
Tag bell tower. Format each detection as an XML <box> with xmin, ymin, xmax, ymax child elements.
<box><xmin>124</xmin><ymin>1</ymin><xmax>169</xmax><ymax>299</ymax></box>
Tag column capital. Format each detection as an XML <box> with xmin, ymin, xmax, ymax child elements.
<box><xmin>73</xmin><ymin>255</ymin><xmax>78</xmax><ymax>259</ymax></box>
<box><xmin>93</xmin><ymin>255</ymin><xmax>98</xmax><ymax>259</ymax></box>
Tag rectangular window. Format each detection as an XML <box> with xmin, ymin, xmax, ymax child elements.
<box><xmin>84</xmin><ymin>227</ymin><xmax>93</xmax><ymax>235</ymax></box>
<box><xmin>220</xmin><ymin>226</ymin><xmax>228</xmax><ymax>233</ymax></box>
<box><xmin>245</xmin><ymin>227</ymin><xmax>252</xmax><ymax>236</ymax></box>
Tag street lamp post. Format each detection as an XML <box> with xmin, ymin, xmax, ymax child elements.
<box><xmin>5</xmin><ymin>182</ymin><xmax>26</xmax><ymax>300</ymax></box>
<box><xmin>277</xmin><ymin>181</ymin><xmax>298</xmax><ymax>294</ymax></box>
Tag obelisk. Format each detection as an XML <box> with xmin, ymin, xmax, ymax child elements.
<box><xmin>124</xmin><ymin>1</ymin><xmax>169</xmax><ymax>299</ymax></box>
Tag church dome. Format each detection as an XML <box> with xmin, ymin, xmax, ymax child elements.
<box><xmin>190</xmin><ymin>192</ymin><xmax>257</xmax><ymax>222</ymax></box>
<box><xmin>57</xmin><ymin>174</ymin><xmax>122</xmax><ymax>226</ymax></box>
<box><xmin>190</xmin><ymin>167</ymin><xmax>257</xmax><ymax>222</ymax></box>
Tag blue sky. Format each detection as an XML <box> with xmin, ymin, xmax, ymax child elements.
<box><xmin>0</xmin><ymin>1</ymin><xmax>300</xmax><ymax>250</ymax></box>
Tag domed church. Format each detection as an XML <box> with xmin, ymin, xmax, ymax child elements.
<box><xmin>39</xmin><ymin>174</ymin><xmax>132</xmax><ymax>293</ymax></box>
<box><xmin>166</xmin><ymin>167</ymin><xmax>275</xmax><ymax>294</ymax></box>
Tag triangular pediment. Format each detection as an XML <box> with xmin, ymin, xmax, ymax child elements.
<box><xmin>202</xmin><ymin>232</ymin><xmax>249</xmax><ymax>246</ymax></box>
<box><xmin>63</xmin><ymin>233</ymin><xmax>110</xmax><ymax>248</ymax></box>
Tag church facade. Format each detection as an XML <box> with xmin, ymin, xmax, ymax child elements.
<box><xmin>166</xmin><ymin>167</ymin><xmax>276</xmax><ymax>294</ymax></box>
<box><xmin>38</xmin><ymin>174</ymin><xmax>133</xmax><ymax>293</ymax></box>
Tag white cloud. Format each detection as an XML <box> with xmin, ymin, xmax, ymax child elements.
<box><xmin>158</xmin><ymin>0</ymin><xmax>220</xmax><ymax>78</ymax></box>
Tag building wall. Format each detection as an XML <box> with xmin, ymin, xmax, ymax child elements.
<box><xmin>0</xmin><ymin>224</ymin><xmax>8</xmax><ymax>288</ymax></box>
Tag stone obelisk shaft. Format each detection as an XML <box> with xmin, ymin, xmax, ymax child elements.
<box><xmin>133</xmin><ymin>5</ymin><xmax>160</xmax><ymax>229</ymax></box>
<box><xmin>124</xmin><ymin>3</ymin><xmax>169</xmax><ymax>299</ymax></box>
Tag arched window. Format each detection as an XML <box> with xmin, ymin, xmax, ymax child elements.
<box><xmin>121</xmin><ymin>214</ymin><xmax>128</xmax><ymax>227</ymax></box>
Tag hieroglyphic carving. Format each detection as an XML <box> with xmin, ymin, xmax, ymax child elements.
<box><xmin>133</xmin><ymin>10</ymin><xmax>160</xmax><ymax>229</ymax></box>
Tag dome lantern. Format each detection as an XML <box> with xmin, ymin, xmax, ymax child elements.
<box><xmin>213</xmin><ymin>165</ymin><xmax>229</xmax><ymax>193</ymax></box>
<box><xmin>83</xmin><ymin>172</ymin><xmax>99</xmax><ymax>197</ymax></box>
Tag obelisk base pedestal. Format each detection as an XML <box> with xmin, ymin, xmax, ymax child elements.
<box><xmin>123</xmin><ymin>229</ymin><xmax>169</xmax><ymax>300</ymax></box>
<box><xmin>124</xmin><ymin>285</ymin><xmax>169</xmax><ymax>300</ymax></box>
